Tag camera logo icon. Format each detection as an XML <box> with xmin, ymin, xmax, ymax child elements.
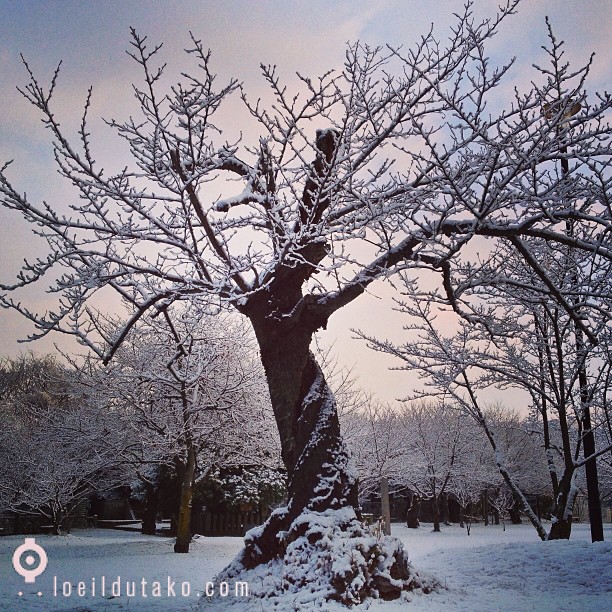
<box><xmin>12</xmin><ymin>538</ymin><xmax>48</xmax><ymax>583</ymax></box>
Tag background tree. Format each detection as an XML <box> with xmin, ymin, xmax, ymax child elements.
<box><xmin>487</xmin><ymin>407</ymin><xmax>552</xmax><ymax>524</ymax></box>
<box><xmin>1</xmin><ymin>1</ymin><xmax>611</xmax><ymax>602</ymax></box>
<box><xmin>341</xmin><ymin>397</ymin><xmax>404</xmax><ymax>534</ymax></box>
<box><xmin>357</xmin><ymin>23</ymin><xmax>612</xmax><ymax>544</ymax></box>
<box><xmin>95</xmin><ymin>302</ymin><xmax>272</xmax><ymax>552</ymax></box>
<box><xmin>0</xmin><ymin>354</ymin><xmax>135</xmax><ymax>534</ymax></box>
<box><xmin>358</xmin><ymin>288</ymin><xmax>607</xmax><ymax>541</ymax></box>
<box><xmin>397</xmin><ymin>401</ymin><xmax>475</xmax><ymax>533</ymax></box>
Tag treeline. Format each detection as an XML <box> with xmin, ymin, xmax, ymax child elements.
<box><xmin>0</xmin><ymin>306</ymin><xmax>284</xmax><ymax>551</ymax></box>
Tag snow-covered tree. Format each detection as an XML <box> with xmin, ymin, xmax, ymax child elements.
<box><xmin>342</xmin><ymin>399</ymin><xmax>403</xmax><ymax>503</ymax></box>
<box><xmin>358</xmin><ymin>285</ymin><xmax>606</xmax><ymax>541</ymax></box>
<box><xmin>486</xmin><ymin>407</ymin><xmax>551</xmax><ymax>502</ymax></box>
<box><xmin>397</xmin><ymin>401</ymin><xmax>476</xmax><ymax>532</ymax></box>
<box><xmin>94</xmin><ymin>302</ymin><xmax>275</xmax><ymax>552</ymax></box>
<box><xmin>0</xmin><ymin>354</ymin><xmax>134</xmax><ymax>534</ymax></box>
<box><xmin>357</xmin><ymin>22</ymin><xmax>612</xmax><ymax>545</ymax></box>
<box><xmin>450</xmin><ymin>478</ymin><xmax>481</xmax><ymax>534</ymax></box>
<box><xmin>206</xmin><ymin>465</ymin><xmax>286</xmax><ymax>510</ymax></box>
<box><xmin>1</xmin><ymin>1</ymin><xmax>611</xmax><ymax>601</ymax></box>
<box><xmin>588</xmin><ymin>331</ymin><xmax>612</xmax><ymax>509</ymax></box>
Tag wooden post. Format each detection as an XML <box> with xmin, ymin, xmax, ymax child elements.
<box><xmin>380</xmin><ymin>477</ymin><xmax>391</xmax><ymax>535</ymax></box>
<box><xmin>483</xmin><ymin>490</ymin><xmax>489</xmax><ymax>526</ymax></box>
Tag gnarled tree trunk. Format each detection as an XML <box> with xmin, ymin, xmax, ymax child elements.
<box><xmin>218</xmin><ymin>298</ymin><xmax>433</xmax><ymax>603</ymax></box>
<box><xmin>215</xmin><ymin>130</ymin><xmax>435</xmax><ymax>604</ymax></box>
<box><xmin>240</xmin><ymin>311</ymin><xmax>360</xmax><ymax>562</ymax></box>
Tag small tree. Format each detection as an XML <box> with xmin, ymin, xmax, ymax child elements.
<box><xmin>489</xmin><ymin>486</ymin><xmax>514</xmax><ymax>530</ymax></box>
<box><xmin>451</xmin><ymin>479</ymin><xmax>482</xmax><ymax>535</ymax></box>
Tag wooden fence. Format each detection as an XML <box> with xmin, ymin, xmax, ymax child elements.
<box><xmin>192</xmin><ymin>509</ymin><xmax>269</xmax><ymax>537</ymax></box>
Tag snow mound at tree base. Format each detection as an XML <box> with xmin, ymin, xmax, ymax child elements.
<box><xmin>208</xmin><ymin>507</ymin><xmax>440</xmax><ymax>608</ymax></box>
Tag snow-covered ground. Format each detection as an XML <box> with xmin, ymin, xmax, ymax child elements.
<box><xmin>1</xmin><ymin>522</ymin><xmax>610</xmax><ymax>611</ymax></box>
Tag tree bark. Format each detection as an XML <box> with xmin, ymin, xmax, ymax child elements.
<box><xmin>442</xmin><ymin>493</ymin><xmax>451</xmax><ymax>526</ymax></box>
<box><xmin>215</xmin><ymin>125</ymin><xmax>429</xmax><ymax>598</ymax></box>
<box><xmin>509</xmin><ymin>492</ymin><xmax>522</xmax><ymax>525</ymax></box>
<box><xmin>236</xmin><ymin>337</ymin><xmax>360</xmax><ymax>563</ymax></box>
<box><xmin>432</xmin><ymin>495</ymin><xmax>441</xmax><ymax>532</ymax></box>
<box><xmin>141</xmin><ymin>480</ymin><xmax>158</xmax><ymax>536</ymax></box>
<box><xmin>547</xmin><ymin>470</ymin><xmax>576</xmax><ymax>540</ymax></box>
<box><xmin>576</xmin><ymin>327</ymin><xmax>604</xmax><ymax>542</ymax></box>
<box><xmin>381</xmin><ymin>477</ymin><xmax>391</xmax><ymax>536</ymax></box>
<box><xmin>52</xmin><ymin>515</ymin><xmax>62</xmax><ymax>536</ymax></box>
<box><xmin>406</xmin><ymin>494</ymin><xmax>420</xmax><ymax>528</ymax></box>
<box><xmin>482</xmin><ymin>490</ymin><xmax>489</xmax><ymax>526</ymax></box>
<box><xmin>174</xmin><ymin>447</ymin><xmax>196</xmax><ymax>553</ymax></box>
<box><xmin>581</xmin><ymin>418</ymin><xmax>604</xmax><ymax>542</ymax></box>
<box><xmin>218</xmin><ymin>298</ymin><xmax>426</xmax><ymax>602</ymax></box>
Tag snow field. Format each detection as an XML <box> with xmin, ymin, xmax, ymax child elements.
<box><xmin>0</xmin><ymin>522</ymin><xmax>610</xmax><ymax>611</ymax></box>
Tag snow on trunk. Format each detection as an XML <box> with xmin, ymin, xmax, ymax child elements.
<box><xmin>548</xmin><ymin>470</ymin><xmax>577</xmax><ymax>540</ymax></box>
<box><xmin>215</xmin><ymin>349</ymin><xmax>436</xmax><ymax>604</ymax></box>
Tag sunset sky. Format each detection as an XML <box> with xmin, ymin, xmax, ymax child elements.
<box><xmin>1</xmin><ymin>0</ymin><xmax>610</xmax><ymax>405</ymax></box>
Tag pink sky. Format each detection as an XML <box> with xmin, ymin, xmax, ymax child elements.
<box><xmin>0</xmin><ymin>0</ymin><xmax>610</xmax><ymax>406</ymax></box>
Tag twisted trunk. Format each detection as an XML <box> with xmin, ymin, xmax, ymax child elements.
<box><xmin>239</xmin><ymin>314</ymin><xmax>360</xmax><ymax>564</ymax></box>
<box><xmin>215</xmin><ymin>127</ymin><xmax>432</xmax><ymax>600</ymax></box>
<box><xmin>217</xmin><ymin>296</ymin><xmax>432</xmax><ymax>602</ymax></box>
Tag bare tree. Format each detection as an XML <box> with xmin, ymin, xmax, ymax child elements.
<box><xmin>1</xmin><ymin>1</ymin><xmax>611</xmax><ymax>601</ymax></box>
<box><xmin>357</xmin><ymin>21</ymin><xmax>612</xmax><ymax>545</ymax></box>
<box><xmin>0</xmin><ymin>355</ymin><xmax>135</xmax><ymax>534</ymax></box>
<box><xmin>95</xmin><ymin>302</ymin><xmax>271</xmax><ymax>552</ymax></box>
<box><xmin>342</xmin><ymin>399</ymin><xmax>403</xmax><ymax>501</ymax></box>
<box><xmin>342</xmin><ymin>397</ymin><xmax>404</xmax><ymax>535</ymax></box>
<box><xmin>397</xmin><ymin>402</ymin><xmax>475</xmax><ymax>532</ymax></box>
